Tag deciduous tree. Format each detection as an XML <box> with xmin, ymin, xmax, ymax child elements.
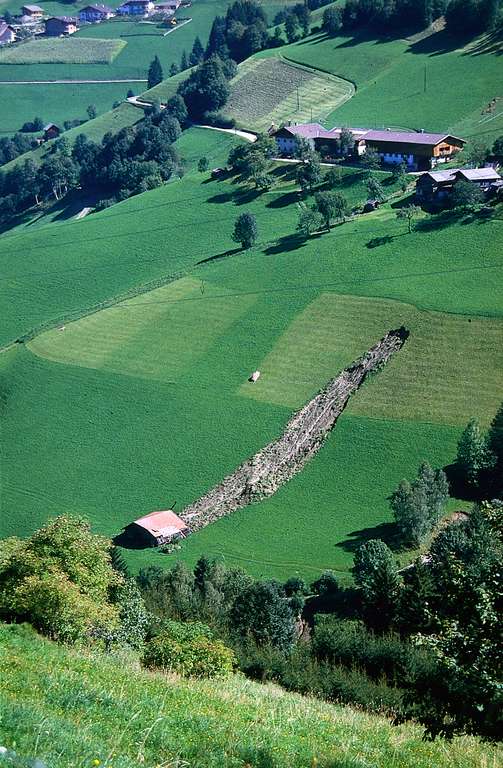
<box><xmin>232</xmin><ymin>211</ymin><xmax>258</xmax><ymax>248</ymax></box>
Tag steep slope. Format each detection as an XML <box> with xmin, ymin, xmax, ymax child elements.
<box><xmin>0</xmin><ymin>623</ymin><xmax>499</xmax><ymax>768</ymax></box>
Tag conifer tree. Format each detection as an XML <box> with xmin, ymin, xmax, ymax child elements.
<box><xmin>189</xmin><ymin>35</ymin><xmax>204</xmax><ymax>66</ymax></box>
<box><xmin>147</xmin><ymin>55</ymin><xmax>164</xmax><ymax>89</ymax></box>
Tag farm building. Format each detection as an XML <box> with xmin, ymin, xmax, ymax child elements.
<box><xmin>416</xmin><ymin>166</ymin><xmax>502</xmax><ymax>202</ymax></box>
<box><xmin>117</xmin><ymin>0</ymin><xmax>154</xmax><ymax>15</ymax></box>
<box><xmin>79</xmin><ymin>4</ymin><xmax>115</xmax><ymax>21</ymax></box>
<box><xmin>271</xmin><ymin>123</ymin><xmax>367</xmax><ymax>157</ymax></box>
<box><xmin>153</xmin><ymin>0</ymin><xmax>180</xmax><ymax>13</ymax></box>
<box><xmin>362</xmin><ymin>130</ymin><xmax>465</xmax><ymax>170</ymax></box>
<box><xmin>45</xmin><ymin>15</ymin><xmax>78</xmax><ymax>34</ymax></box>
<box><xmin>271</xmin><ymin>123</ymin><xmax>466</xmax><ymax>170</ymax></box>
<box><xmin>43</xmin><ymin>122</ymin><xmax>61</xmax><ymax>140</ymax></box>
<box><xmin>0</xmin><ymin>22</ymin><xmax>16</xmax><ymax>44</ymax></box>
<box><xmin>125</xmin><ymin>509</ymin><xmax>189</xmax><ymax>546</ymax></box>
<box><xmin>21</xmin><ymin>4</ymin><xmax>44</xmax><ymax>17</ymax></box>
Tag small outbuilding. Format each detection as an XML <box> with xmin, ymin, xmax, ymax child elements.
<box><xmin>126</xmin><ymin>509</ymin><xmax>189</xmax><ymax>547</ymax></box>
<box><xmin>43</xmin><ymin>122</ymin><xmax>61</xmax><ymax>140</ymax></box>
<box><xmin>0</xmin><ymin>22</ymin><xmax>16</xmax><ymax>44</ymax></box>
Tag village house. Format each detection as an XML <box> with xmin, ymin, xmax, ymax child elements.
<box><xmin>0</xmin><ymin>21</ymin><xmax>16</xmax><ymax>44</ymax></box>
<box><xmin>125</xmin><ymin>509</ymin><xmax>189</xmax><ymax>547</ymax></box>
<box><xmin>271</xmin><ymin>123</ymin><xmax>466</xmax><ymax>170</ymax></box>
<box><xmin>415</xmin><ymin>166</ymin><xmax>502</xmax><ymax>202</ymax></box>
<box><xmin>21</xmin><ymin>4</ymin><xmax>44</xmax><ymax>18</ymax></box>
<box><xmin>43</xmin><ymin>122</ymin><xmax>61</xmax><ymax>140</ymax></box>
<box><xmin>271</xmin><ymin>123</ymin><xmax>367</xmax><ymax>157</ymax></box>
<box><xmin>45</xmin><ymin>15</ymin><xmax>79</xmax><ymax>34</ymax></box>
<box><xmin>153</xmin><ymin>0</ymin><xmax>179</xmax><ymax>14</ymax></box>
<box><xmin>78</xmin><ymin>4</ymin><xmax>115</xmax><ymax>21</ymax></box>
<box><xmin>117</xmin><ymin>0</ymin><xmax>154</xmax><ymax>15</ymax></box>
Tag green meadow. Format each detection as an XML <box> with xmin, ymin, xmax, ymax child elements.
<box><xmin>3</xmin><ymin>624</ymin><xmax>498</xmax><ymax>768</ymax></box>
<box><xmin>1</xmin><ymin>119</ymin><xmax>501</xmax><ymax>579</ymax></box>
<box><xmin>0</xmin><ymin>83</ymin><xmax>136</xmax><ymax>138</ymax></box>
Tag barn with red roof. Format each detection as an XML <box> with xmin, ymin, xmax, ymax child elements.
<box><xmin>127</xmin><ymin>509</ymin><xmax>189</xmax><ymax>546</ymax></box>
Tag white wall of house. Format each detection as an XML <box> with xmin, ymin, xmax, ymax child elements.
<box><xmin>276</xmin><ymin>135</ymin><xmax>314</xmax><ymax>155</ymax></box>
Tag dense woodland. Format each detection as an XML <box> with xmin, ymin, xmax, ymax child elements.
<box><xmin>0</xmin><ymin>402</ymin><xmax>501</xmax><ymax>743</ymax></box>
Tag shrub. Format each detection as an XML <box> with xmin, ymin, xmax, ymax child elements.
<box><xmin>143</xmin><ymin>620</ymin><xmax>235</xmax><ymax>678</ymax></box>
<box><xmin>0</xmin><ymin>515</ymin><xmax>122</xmax><ymax>643</ymax></box>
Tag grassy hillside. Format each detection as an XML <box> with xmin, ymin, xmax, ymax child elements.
<box><xmin>1</xmin><ymin>131</ymin><xmax>501</xmax><ymax>579</ymax></box>
<box><xmin>0</xmin><ymin>623</ymin><xmax>499</xmax><ymax>768</ymax></box>
<box><xmin>281</xmin><ymin>28</ymin><xmax>503</xmax><ymax>145</ymax></box>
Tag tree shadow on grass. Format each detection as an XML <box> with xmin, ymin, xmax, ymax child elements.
<box><xmin>266</xmin><ymin>190</ymin><xmax>300</xmax><ymax>209</ymax></box>
<box><xmin>206</xmin><ymin>187</ymin><xmax>263</xmax><ymax>206</ymax></box>
<box><xmin>408</xmin><ymin>28</ymin><xmax>475</xmax><ymax>56</ymax></box>
<box><xmin>366</xmin><ymin>234</ymin><xmax>396</xmax><ymax>248</ymax></box>
<box><xmin>264</xmin><ymin>231</ymin><xmax>324</xmax><ymax>255</ymax></box>
<box><xmin>196</xmin><ymin>246</ymin><xmax>242</xmax><ymax>266</ymax></box>
<box><xmin>336</xmin><ymin>521</ymin><xmax>403</xmax><ymax>554</ymax></box>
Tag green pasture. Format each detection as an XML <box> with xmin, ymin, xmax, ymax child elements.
<box><xmin>3</xmin><ymin>625</ymin><xmax>497</xmax><ymax>768</ymax></box>
<box><xmin>0</xmin><ymin>83</ymin><xmax>135</xmax><ymax>139</ymax></box>
<box><xmin>281</xmin><ymin>28</ymin><xmax>503</xmax><ymax>146</ymax></box>
<box><xmin>221</xmin><ymin>55</ymin><xmax>353</xmax><ymax>131</ymax></box>
<box><xmin>0</xmin><ymin>114</ymin><xmax>502</xmax><ymax>580</ymax></box>
<box><xmin>0</xmin><ymin>37</ymin><xmax>125</xmax><ymax>64</ymax></box>
<box><xmin>0</xmin><ymin>199</ymin><xmax>501</xmax><ymax>580</ymax></box>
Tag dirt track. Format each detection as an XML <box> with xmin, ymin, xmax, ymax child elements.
<box><xmin>181</xmin><ymin>327</ymin><xmax>409</xmax><ymax>532</ymax></box>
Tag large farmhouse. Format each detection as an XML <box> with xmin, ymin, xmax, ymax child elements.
<box><xmin>363</xmin><ymin>130</ymin><xmax>465</xmax><ymax>170</ymax></box>
<box><xmin>125</xmin><ymin>509</ymin><xmax>189</xmax><ymax>547</ymax></box>
<box><xmin>271</xmin><ymin>123</ymin><xmax>465</xmax><ymax>170</ymax></box>
<box><xmin>272</xmin><ymin>123</ymin><xmax>367</xmax><ymax>157</ymax></box>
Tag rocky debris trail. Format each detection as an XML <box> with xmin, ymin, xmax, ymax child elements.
<box><xmin>181</xmin><ymin>327</ymin><xmax>409</xmax><ymax>533</ymax></box>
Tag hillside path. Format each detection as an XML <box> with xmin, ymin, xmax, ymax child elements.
<box><xmin>194</xmin><ymin>124</ymin><xmax>257</xmax><ymax>143</ymax></box>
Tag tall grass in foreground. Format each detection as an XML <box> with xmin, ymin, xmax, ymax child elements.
<box><xmin>1</xmin><ymin>624</ymin><xmax>501</xmax><ymax>768</ymax></box>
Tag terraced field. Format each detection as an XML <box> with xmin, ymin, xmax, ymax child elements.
<box><xmin>221</xmin><ymin>55</ymin><xmax>353</xmax><ymax>131</ymax></box>
<box><xmin>0</xmin><ymin>37</ymin><xmax>126</xmax><ymax>64</ymax></box>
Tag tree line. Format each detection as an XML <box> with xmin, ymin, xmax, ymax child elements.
<box><xmin>321</xmin><ymin>0</ymin><xmax>501</xmax><ymax>38</ymax></box>
<box><xmin>0</xmin><ymin>99</ymin><xmax>187</xmax><ymax>222</ymax></box>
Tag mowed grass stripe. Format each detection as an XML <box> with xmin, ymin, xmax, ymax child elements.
<box><xmin>28</xmin><ymin>277</ymin><xmax>258</xmax><ymax>383</ymax></box>
<box><xmin>241</xmin><ymin>293</ymin><xmax>503</xmax><ymax>426</ymax></box>
<box><xmin>0</xmin><ymin>37</ymin><xmax>126</xmax><ymax>64</ymax></box>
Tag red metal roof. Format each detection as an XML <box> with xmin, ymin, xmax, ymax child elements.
<box><xmin>133</xmin><ymin>509</ymin><xmax>188</xmax><ymax>538</ymax></box>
